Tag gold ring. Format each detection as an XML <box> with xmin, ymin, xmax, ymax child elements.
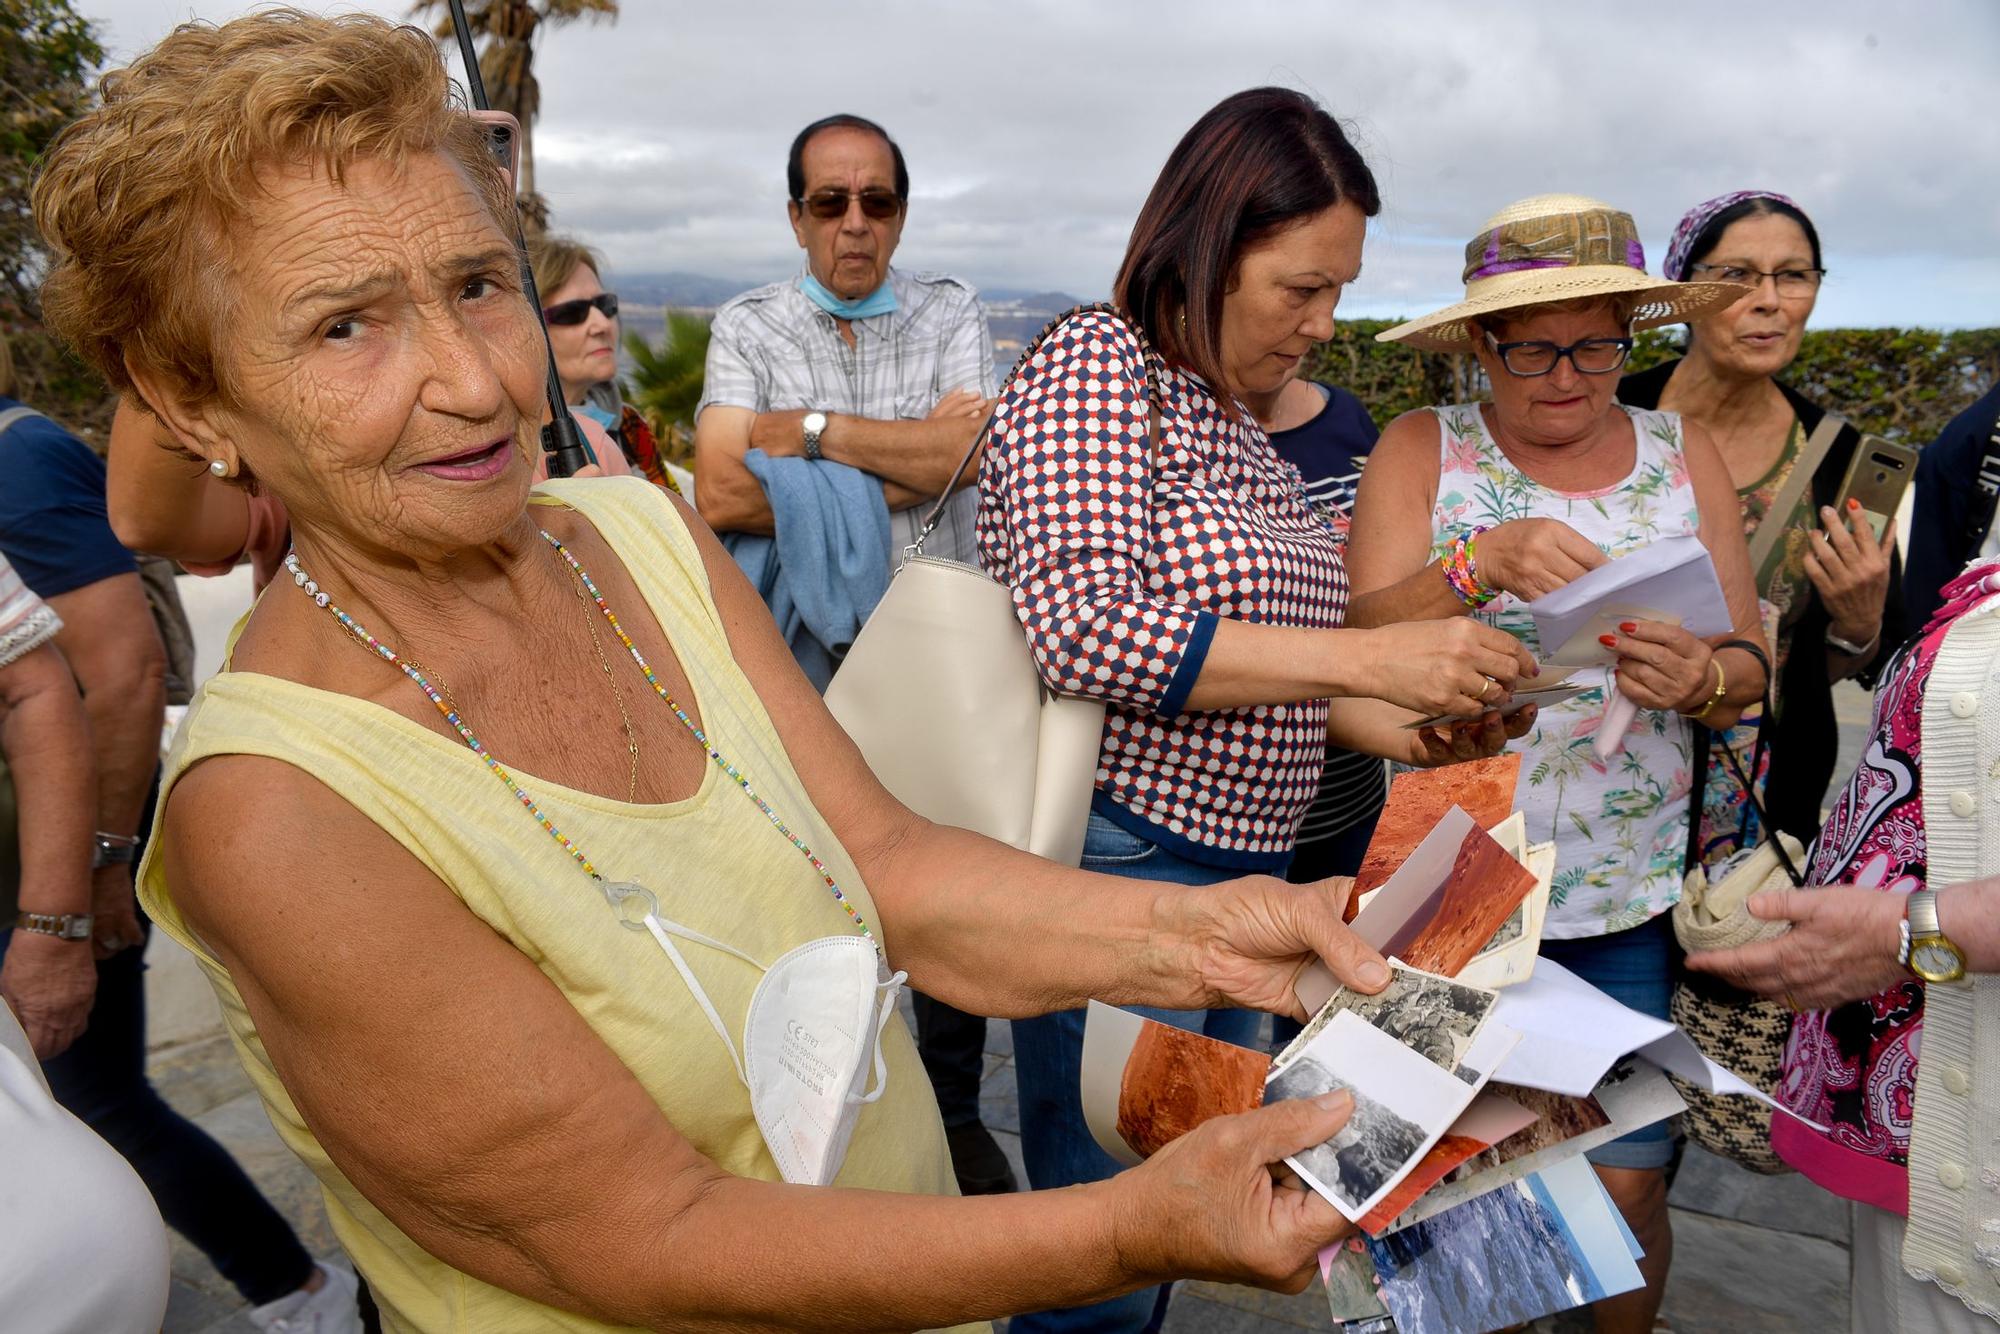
<box><xmin>1477</xmin><ymin>677</ymin><xmax>1496</xmax><ymax>702</ymax></box>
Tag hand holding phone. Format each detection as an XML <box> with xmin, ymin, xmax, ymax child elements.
<box><xmin>1831</xmin><ymin>434</ymin><xmax>1917</xmax><ymax>542</ymax></box>
<box><xmin>1807</xmin><ymin>452</ymin><xmax>1902</xmax><ymax>650</ymax></box>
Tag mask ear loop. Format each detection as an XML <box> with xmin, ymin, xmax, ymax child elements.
<box><xmin>601</xmin><ymin>880</ymin><xmax>763</xmax><ymax>1086</ymax></box>
<box><xmin>850</xmin><ymin>969</ymin><xmax>909</xmax><ymax>1107</ymax></box>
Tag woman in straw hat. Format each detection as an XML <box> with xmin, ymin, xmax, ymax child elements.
<box><xmin>1343</xmin><ymin>193</ymin><xmax>1769</xmax><ymax>1333</ymax></box>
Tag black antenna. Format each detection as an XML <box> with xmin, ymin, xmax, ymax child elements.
<box><xmin>445</xmin><ymin>0</ymin><xmax>591</xmax><ymax>479</ymax></box>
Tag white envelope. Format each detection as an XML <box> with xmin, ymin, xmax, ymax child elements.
<box><xmin>1487</xmin><ymin>959</ymin><xmax>1823</xmax><ymax>1128</ymax></box>
<box><xmin>1525</xmin><ymin>536</ymin><xmax>1731</xmax><ymax>666</ymax></box>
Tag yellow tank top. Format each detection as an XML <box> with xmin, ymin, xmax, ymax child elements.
<box><xmin>139</xmin><ymin>479</ymin><xmax>974</xmax><ymax>1333</ymax></box>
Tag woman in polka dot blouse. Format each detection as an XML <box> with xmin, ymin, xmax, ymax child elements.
<box><xmin>976</xmin><ymin>88</ymin><xmax>1535</xmax><ymax>1334</ymax></box>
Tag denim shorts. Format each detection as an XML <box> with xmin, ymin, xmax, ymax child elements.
<box><xmin>1538</xmin><ymin>913</ymin><xmax>1677</xmax><ymax>1170</ymax></box>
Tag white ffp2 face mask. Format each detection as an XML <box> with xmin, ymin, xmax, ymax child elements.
<box><xmin>602</xmin><ymin>882</ymin><xmax>905</xmax><ymax>1187</ymax></box>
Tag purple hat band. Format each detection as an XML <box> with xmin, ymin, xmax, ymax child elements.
<box><xmin>1663</xmin><ymin>190</ymin><xmax>1805</xmax><ymax>281</ymax></box>
<box><xmin>1461</xmin><ymin>209</ymin><xmax>1648</xmax><ymax>285</ymax></box>
<box><xmin>1466</xmin><ymin>242</ymin><xmax>1648</xmax><ymax>282</ymax></box>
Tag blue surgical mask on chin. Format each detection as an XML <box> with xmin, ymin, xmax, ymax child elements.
<box><xmin>800</xmin><ymin>271</ymin><xmax>898</xmax><ymax>321</ymax></box>
<box><xmin>574</xmin><ymin>401</ymin><xmax>618</xmax><ymax>432</ymax></box>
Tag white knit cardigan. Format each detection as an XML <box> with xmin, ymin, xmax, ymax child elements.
<box><xmin>1906</xmin><ymin>590</ymin><xmax>2000</xmax><ymax>1319</ymax></box>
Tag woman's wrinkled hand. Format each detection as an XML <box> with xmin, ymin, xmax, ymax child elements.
<box><xmin>1472</xmin><ymin>518</ymin><xmax>1608</xmax><ymax>600</ymax></box>
<box><xmin>1408</xmin><ymin>704</ymin><xmax>1537</xmax><ymax>768</ymax></box>
<box><xmin>1172</xmin><ymin>874</ymin><xmax>1390</xmax><ymax>1019</ymax></box>
<box><xmin>1685</xmin><ymin>886</ymin><xmax>1910</xmax><ymax>1011</ymax></box>
<box><xmin>1805</xmin><ymin>501</ymin><xmax>1896</xmax><ymax>652</ymax></box>
<box><xmin>1111</xmin><ymin>1093</ymin><xmax>1356</xmax><ymax>1293</ymax></box>
<box><xmin>1353</xmin><ymin>618</ymin><xmax>1537</xmax><ymax>720</ymax></box>
<box><xmin>0</xmin><ymin>932</ymin><xmax>96</xmax><ymax>1059</ymax></box>
<box><xmin>1605</xmin><ymin>620</ymin><xmax>1714</xmax><ymax>712</ymax></box>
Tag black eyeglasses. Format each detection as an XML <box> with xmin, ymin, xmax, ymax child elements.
<box><xmin>1688</xmin><ymin>263</ymin><xmax>1825</xmax><ymax>297</ymax></box>
<box><xmin>797</xmin><ymin>188</ymin><xmax>903</xmax><ymax>221</ymax></box>
<box><xmin>1484</xmin><ymin>333</ymin><xmax>1634</xmax><ymax>378</ymax></box>
<box><xmin>543</xmin><ymin>293</ymin><xmax>618</xmax><ymax>326</ymax></box>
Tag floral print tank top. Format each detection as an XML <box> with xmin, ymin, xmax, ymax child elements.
<box><xmin>1428</xmin><ymin>403</ymin><xmax>1702</xmax><ymax>939</ymax></box>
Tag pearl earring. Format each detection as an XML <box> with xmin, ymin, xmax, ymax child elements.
<box><xmin>208</xmin><ymin>458</ymin><xmax>229</xmax><ymax>478</ymax></box>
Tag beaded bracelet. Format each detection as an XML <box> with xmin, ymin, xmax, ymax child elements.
<box><xmin>1442</xmin><ymin>525</ymin><xmax>1499</xmax><ymax>609</ymax></box>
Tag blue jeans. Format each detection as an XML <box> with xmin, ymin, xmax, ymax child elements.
<box><xmin>1270</xmin><ymin>807</ymin><xmax>1383</xmax><ymax>1051</ymax></box>
<box><xmin>1009</xmin><ymin>814</ymin><xmax>1272</xmax><ymax>1334</ymax></box>
<box><xmin>1540</xmin><ymin>913</ymin><xmax>1677</xmax><ymax>1170</ymax></box>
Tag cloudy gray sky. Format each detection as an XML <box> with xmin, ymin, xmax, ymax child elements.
<box><xmin>81</xmin><ymin>0</ymin><xmax>2000</xmax><ymax>327</ymax></box>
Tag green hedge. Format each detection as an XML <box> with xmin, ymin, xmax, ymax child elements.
<box><xmin>1305</xmin><ymin>321</ymin><xmax>2000</xmax><ymax>445</ymax></box>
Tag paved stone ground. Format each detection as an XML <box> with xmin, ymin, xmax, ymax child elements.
<box><xmin>148</xmin><ymin>574</ymin><xmax>1873</xmax><ymax>1330</ymax></box>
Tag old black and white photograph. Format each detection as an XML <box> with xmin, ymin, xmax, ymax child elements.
<box><xmin>1265</xmin><ymin>1011</ymin><xmax>1480</xmax><ymax>1221</ymax></box>
<box><xmin>1276</xmin><ymin>964</ymin><xmax>1498</xmax><ymax>1082</ymax></box>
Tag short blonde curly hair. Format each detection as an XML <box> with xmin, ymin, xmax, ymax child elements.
<box><xmin>527</xmin><ymin>233</ymin><xmax>605</xmax><ymax>305</ymax></box>
<box><xmin>32</xmin><ymin>8</ymin><xmax>512</xmax><ymax>405</ymax></box>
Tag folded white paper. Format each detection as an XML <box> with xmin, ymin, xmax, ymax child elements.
<box><xmin>1487</xmin><ymin>958</ymin><xmax>1822</xmax><ymax>1128</ymax></box>
<box><xmin>1525</xmin><ymin>535</ymin><xmax>1731</xmax><ymax>666</ymax></box>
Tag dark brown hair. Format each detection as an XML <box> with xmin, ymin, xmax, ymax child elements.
<box><xmin>787</xmin><ymin>113</ymin><xmax>908</xmax><ymax>202</ymax></box>
<box><xmin>1113</xmin><ymin>87</ymin><xmax>1379</xmax><ymax>395</ymax></box>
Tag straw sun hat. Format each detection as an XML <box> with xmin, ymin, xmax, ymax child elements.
<box><xmin>1377</xmin><ymin>193</ymin><xmax>1748</xmax><ymax>352</ymax></box>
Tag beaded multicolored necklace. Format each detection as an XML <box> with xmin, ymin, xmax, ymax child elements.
<box><xmin>283</xmin><ymin>531</ymin><xmax>874</xmax><ymax>943</ymax></box>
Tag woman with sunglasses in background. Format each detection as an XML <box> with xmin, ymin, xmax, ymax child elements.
<box><xmin>1620</xmin><ymin>192</ymin><xmax>1903</xmax><ymax>871</ymax></box>
<box><xmin>529</xmin><ymin>234</ymin><xmax>683</xmax><ymax>492</ymax></box>
<box><xmin>1344</xmin><ymin>194</ymin><xmax>1767</xmax><ymax>1334</ymax></box>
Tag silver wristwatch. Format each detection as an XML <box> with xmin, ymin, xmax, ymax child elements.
<box><xmin>92</xmin><ymin>831</ymin><xmax>140</xmax><ymax>869</ymax></box>
<box><xmin>801</xmin><ymin>411</ymin><xmax>828</xmax><ymax>462</ymax></box>
<box><xmin>14</xmin><ymin>911</ymin><xmax>93</xmax><ymax>941</ymax></box>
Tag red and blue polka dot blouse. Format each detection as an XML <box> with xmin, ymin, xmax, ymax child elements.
<box><xmin>976</xmin><ymin>309</ymin><xmax>1348</xmax><ymax>869</ymax></box>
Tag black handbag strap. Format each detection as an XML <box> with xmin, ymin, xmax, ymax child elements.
<box><xmin>906</xmin><ymin>302</ymin><xmax>1162</xmax><ymax>559</ymax></box>
<box><xmin>1684</xmin><ymin>637</ymin><xmax>1806</xmax><ymax>886</ymax></box>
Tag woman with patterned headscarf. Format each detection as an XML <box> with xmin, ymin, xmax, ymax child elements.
<box><xmin>1621</xmin><ymin>192</ymin><xmax>1905</xmax><ymax>871</ymax></box>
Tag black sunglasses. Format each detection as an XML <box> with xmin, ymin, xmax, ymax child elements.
<box><xmin>543</xmin><ymin>292</ymin><xmax>618</xmax><ymax>326</ymax></box>
<box><xmin>797</xmin><ymin>188</ymin><xmax>903</xmax><ymax>221</ymax></box>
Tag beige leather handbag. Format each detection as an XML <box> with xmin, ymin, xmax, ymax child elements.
<box><xmin>825</xmin><ymin>306</ymin><xmax>1156</xmax><ymax>866</ymax></box>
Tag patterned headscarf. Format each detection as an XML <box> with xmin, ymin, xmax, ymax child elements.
<box><xmin>1663</xmin><ymin>190</ymin><xmax>1807</xmax><ymax>281</ymax></box>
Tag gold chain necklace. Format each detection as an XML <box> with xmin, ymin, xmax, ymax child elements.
<box><xmin>366</xmin><ymin>561</ymin><xmax>642</xmax><ymax>805</ymax></box>
<box><xmin>563</xmin><ymin>557</ymin><xmax>642</xmax><ymax>803</ymax></box>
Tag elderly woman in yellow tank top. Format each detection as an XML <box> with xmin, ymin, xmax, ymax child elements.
<box><xmin>29</xmin><ymin>13</ymin><xmax>1421</xmax><ymax>1332</ymax></box>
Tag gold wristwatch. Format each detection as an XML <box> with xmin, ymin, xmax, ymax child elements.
<box><xmin>1899</xmin><ymin>890</ymin><xmax>1967</xmax><ymax>984</ymax></box>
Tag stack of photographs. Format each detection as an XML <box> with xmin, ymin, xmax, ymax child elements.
<box><xmin>1067</xmin><ymin>786</ymin><xmax>1781</xmax><ymax>1334</ymax></box>
<box><xmin>1294</xmin><ymin>804</ymin><xmax>1556</xmax><ymax>1020</ymax></box>
<box><xmin>1349</xmin><ymin>755</ymin><xmax>1522</xmax><ymax>903</ymax></box>
<box><xmin>1264</xmin><ymin>965</ymin><xmax>1518</xmax><ymax>1225</ymax></box>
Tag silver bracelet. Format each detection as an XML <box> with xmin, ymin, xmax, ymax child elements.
<box><xmin>91</xmin><ymin>831</ymin><xmax>140</xmax><ymax>869</ymax></box>
<box><xmin>1825</xmin><ymin>626</ymin><xmax>1880</xmax><ymax>658</ymax></box>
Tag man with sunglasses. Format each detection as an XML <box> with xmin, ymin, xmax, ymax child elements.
<box><xmin>694</xmin><ymin>113</ymin><xmax>1011</xmax><ymax>1200</ymax></box>
<box><xmin>695</xmin><ymin>114</ymin><xmax>995</xmax><ymax>567</ymax></box>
